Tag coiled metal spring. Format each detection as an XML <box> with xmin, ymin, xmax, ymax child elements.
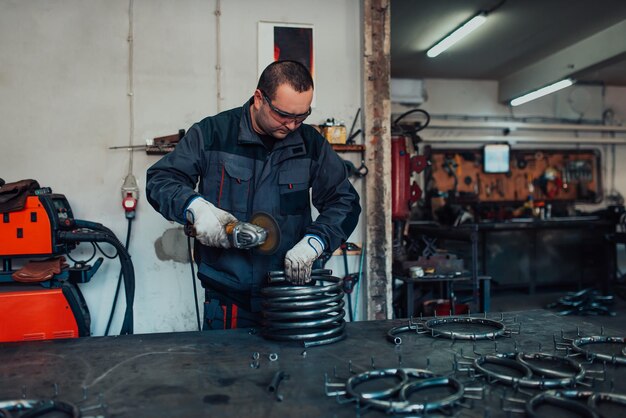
<box><xmin>261</xmin><ymin>269</ymin><xmax>346</xmax><ymax>348</ymax></box>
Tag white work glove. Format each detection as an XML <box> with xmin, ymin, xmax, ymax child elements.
<box><xmin>284</xmin><ymin>234</ymin><xmax>325</xmax><ymax>285</ymax></box>
<box><xmin>185</xmin><ymin>197</ymin><xmax>238</xmax><ymax>248</ymax></box>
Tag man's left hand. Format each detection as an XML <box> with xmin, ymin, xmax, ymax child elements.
<box><xmin>284</xmin><ymin>235</ymin><xmax>325</xmax><ymax>285</ymax></box>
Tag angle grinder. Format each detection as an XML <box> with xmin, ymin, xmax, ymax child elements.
<box><xmin>185</xmin><ymin>211</ymin><xmax>281</xmax><ymax>255</ymax></box>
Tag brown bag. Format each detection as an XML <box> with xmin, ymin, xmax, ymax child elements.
<box><xmin>0</xmin><ymin>179</ymin><xmax>40</xmax><ymax>213</ymax></box>
<box><xmin>12</xmin><ymin>256</ymin><xmax>69</xmax><ymax>283</ymax></box>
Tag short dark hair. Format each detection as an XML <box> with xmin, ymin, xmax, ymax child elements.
<box><xmin>257</xmin><ymin>60</ymin><xmax>314</xmax><ymax>99</ymax></box>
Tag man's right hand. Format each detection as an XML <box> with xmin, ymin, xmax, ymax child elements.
<box><xmin>185</xmin><ymin>197</ymin><xmax>238</xmax><ymax>248</ymax></box>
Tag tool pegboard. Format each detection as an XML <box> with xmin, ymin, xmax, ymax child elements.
<box><xmin>427</xmin><ymin>147</ymin><xmax>602</xmax><ymax>203</ymax></box>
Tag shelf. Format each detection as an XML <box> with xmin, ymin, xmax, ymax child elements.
<box><xmin>331</xmin><ymin>144</ymin><xmax>365</xmax><ymax>153</ymax></box>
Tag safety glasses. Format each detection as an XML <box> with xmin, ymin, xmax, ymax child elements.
<box><xmin>260</xmin><ymin>90</ymin><xmax>311</xmax><ymax>124</ymax></box>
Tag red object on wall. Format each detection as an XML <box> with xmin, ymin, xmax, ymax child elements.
<box><xmin>0</xmin><ymin>288</ymin><xmax>79</xmax><ymax>342</ymax></box>
<box><xmin>392</xmin><ymin>135</ymin><xmax>411</xmax><ymax>221</ymax></box>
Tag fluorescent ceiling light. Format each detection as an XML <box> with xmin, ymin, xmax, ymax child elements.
<box><xmin>427</xmin><ymin>13</ymin><xmax>487</xmax><ymax>58</ymax></box>
<box><xmin>510</xmin><ymin>79</ymin><xmax>575</xmax><ymax>107</ymax></box>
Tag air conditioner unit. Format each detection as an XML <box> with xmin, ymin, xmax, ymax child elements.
<box><xmin>391</xmin><ymin>78</ymin><xmax>425</xmax><ymax>105</ymax></box>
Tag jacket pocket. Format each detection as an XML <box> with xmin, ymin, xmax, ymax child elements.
<box><xmin>279</xmin><ymin>168</ymin><xmax>310</xmax><ymax>215</ymax></box>
<box><xmin>218</xmin><ymin>161</ymin><xmax>253</xmax><ymax>214</ymax></box>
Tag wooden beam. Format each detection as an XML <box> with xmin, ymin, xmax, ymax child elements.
<box><xmin>363</xmin><ymin>0</ymin><xmax>392</xmax><ymax>320</ymax></box>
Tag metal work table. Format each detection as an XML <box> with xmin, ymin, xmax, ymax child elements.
<box><xmin>396</xmin><ymin>274</ymin><xmax>492</xmax><ymax>316</ymax></box>
<box><xmin>409</xmin><ymin>217</ymin><xmax>615</xmax><ymax>294</ymax></box>
<box><xmin>1</xmin><ymin>310</ymin><xmax>625</xmax><ymax>417</ymax></box>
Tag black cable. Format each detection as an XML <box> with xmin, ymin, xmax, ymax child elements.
<box><xmin>188</xmin><ymin>235</ymin><xmax>201</xmax><ymax>331</ymax></box>
<box><xmin>65</xmin><ymin>242</ymin><xmax>97</xmax><ymax>264</ymax></box>
<box><xmin>105</xmin><ymin>217</ymin><xmax>132</xmax><ymax>336</ymax></box>
<box><xmin>392</xmin><ymin>108</ymin><xmax>431</xmax><ymax>131</ymax></box>
<box><xmin>184</xmin><ymin>209</ymin><xmax>201</xmax><ymax>331</ymax></box>
<box><xmin>93</xmin><ymin>242</ymin><xmax>118</xmax><ymax>259</ymax></box>
<box><xmin>60</xmin><ymin>221</ymin><xmax>135</xmax><ymax>335</ymax></box>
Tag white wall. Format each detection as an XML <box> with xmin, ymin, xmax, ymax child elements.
<box><xmin>0</xmin><ymin>0</ymin><xmax>364</xmax><ymax>334</ymax></box>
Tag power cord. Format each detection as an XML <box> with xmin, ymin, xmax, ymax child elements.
<box><xmin>184</xmin><ymin>209</ymin><xmax>202</xmax><ymax>331</ymax></box>
<box><xmin>188</xmin><ymin>233</ymin><xmax>201</xmax><ymax>331</ymax></box>
<box><xmin>105</xmin><ymin>217</ymin><xmax>133</xmax><ymax>336</ymax></box>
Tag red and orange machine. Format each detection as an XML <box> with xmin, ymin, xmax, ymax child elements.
<box><xmin>0</xmin><ymin>179</ymin><xmax>134</xmax><ymax>342</ymax></box>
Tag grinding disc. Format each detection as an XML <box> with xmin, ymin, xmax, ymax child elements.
<box><xmin>250</xmin><ymin>212</ymin><xmax>281</xmax><ymax>255</ymax></box>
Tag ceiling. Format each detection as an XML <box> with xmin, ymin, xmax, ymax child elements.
<box><xmin>391</xmin><ymin>0</ymin><xmax>626</xmax><ymax>102</ymax></box>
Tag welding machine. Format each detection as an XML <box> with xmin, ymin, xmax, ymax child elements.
<box><xmin>0</xmin><ymin>179</ymin><xmax>135</xmax><ymax>343</ymax></box>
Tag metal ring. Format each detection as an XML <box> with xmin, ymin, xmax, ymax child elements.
<box><xmin>0</xmin><ymin>399</ymin><xmax>81</xmax><ymax>418</ymax></box>
<box><xmin>514</xmin><ymin>352</ymin><xmax>586</xmax><ymax>387</ymax></box>
<box><xmin>386</xmin><ymin>323</ymin><xmax>418</xmax><ymax>345</ymax></box>
<box><xmin>269</xmin><ymin>353</ymin><xmax>278</xmax><ymax>362</ymax></box>
<box><xmin>588</xmin><ymin>392</ymin><xmax>626</xmax><ymax>410</ymax></box>
<box><xmin>477</xmin><ymin>353</ymin><xmax>584</xmax><ymax>389</ymax></box>
<box><xmin>345</xmin><ymin>368</ymin><xmax>409</xmax><ymax>401</ymax></box>
<box><xmin>422</xmin><ymin>317</ymin><xmax>506</xmax><ymax>340</ymax></box>
<box><xmin>526</xmin><ymin>392</ymin><xmax>599</xmax><ymax>418</ymax></box>
<box><xmin>363</xmin><ymin>370</ymin><xmax>459</xmax><ymax>414</ymax></box>
<box><xmin>398</xmin><ymin>376</ymin><xmax>464</xmax><ymax>411</ymax></box>
<box><xmin>571</xmin><ymin>336</ymin><xmax>626</xmax><ymax>365</ymax></box>
<box><xmin>473</xmin><ymin>355</ymin><xmax>533</xmax><ymax>386</ymax></box>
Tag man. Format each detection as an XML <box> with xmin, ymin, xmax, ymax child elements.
<box><xmin>146</xmin><ymin>60</ymin><xmax>361</xmax><ymax>330</ymax></box>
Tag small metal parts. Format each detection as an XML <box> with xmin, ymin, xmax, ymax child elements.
<box><xmin>546</xmin><ymin>287</ymin><xmax>616</xmax><ymax>316</ymax></box>
<box><xmin>248</xmin><ymin>351</ymin><xmax>280</xmax><ymax>368</ymax></box>
<box><xmin>249</xmin><ymin>351</ymin><xmax>261</xmax><ymax>369</ymax></box>
<box><xmin>267</xmin><ymin>371</ymin><xmax>290</xmax><ymax>402</ymax></box>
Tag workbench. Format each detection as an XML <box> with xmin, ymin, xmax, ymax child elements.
<box><xmin>1</xmin><ymin>310</ymin><xmax>625</xmax><ymax>417</ymax></box>
<box><xmin>409</xmin><ymin>217</ymin><xmax>614</xmax><ymax>294</ymax></box>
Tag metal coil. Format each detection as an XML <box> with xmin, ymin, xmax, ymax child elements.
<box><xmin>261</xmin><ymin>270</ymin><xmax>346</xmax><ymax>348</ymax></box>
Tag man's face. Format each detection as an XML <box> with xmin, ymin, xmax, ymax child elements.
<box><xmin>252</xmin><ymin>84</ymin><xmax>313</xmax><ymax>139</ymax></box>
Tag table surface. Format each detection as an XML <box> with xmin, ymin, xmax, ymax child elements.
<box><xmin>1</xmin><ymin>309</ymin><xmax>624</xmax><ymax>417</ymax></box>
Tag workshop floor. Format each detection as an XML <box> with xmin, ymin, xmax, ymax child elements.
<box><xmin>490</xmin><ymin>287</ymin><xmax>626</xmax><ymax>330</ymax></box>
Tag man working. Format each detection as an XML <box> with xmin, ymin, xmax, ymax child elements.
<box><xmin>146</xmin><ymin>60</ymin><xmax>361</xmax><ymax>330</ymax></box>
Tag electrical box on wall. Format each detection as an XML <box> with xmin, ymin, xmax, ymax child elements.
<box><xmin>391</xmin><ymin>78</ymin><xmax>425</xmax><ymax>105</ymax></box>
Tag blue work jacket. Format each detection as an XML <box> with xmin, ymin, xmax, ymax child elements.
<box><xmin>146</xmin><ymin>100</ymin><xmax>361</xmax><ymax>310</ymax></box>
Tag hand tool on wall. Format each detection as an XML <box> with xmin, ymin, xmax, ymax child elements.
<box><xmin>345</xmin><ymin>107</ymin><xmax>368</xmax><ymax>177</ymax></box>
